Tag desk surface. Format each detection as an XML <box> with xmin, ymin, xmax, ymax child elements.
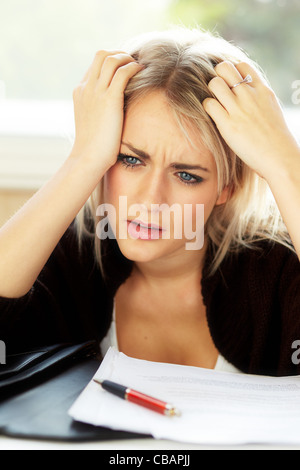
<box><xmin>2</xmin><ymin>354</ymin><xmax>300</xmax><ymax>450</ymax></box>
<box><xmin>1</xmin><ymin>436</ymin><xmax>300</xmax><ymax>450</ymax></box>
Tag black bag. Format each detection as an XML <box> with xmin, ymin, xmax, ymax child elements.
<box><xmin>0</xmin><ymin>341</ymin><xmax>97</xmax><ymax>394</ymax></box>
<box><xmin>0</xmin><ymin>341</ymin><xmax>150</xmax><ymax>441</ymax></box>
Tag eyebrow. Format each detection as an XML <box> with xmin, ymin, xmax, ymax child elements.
<box><xmin>121</xmin><ymin>142</ymin><xmax>210</xmax><ymax>173</ymax></box>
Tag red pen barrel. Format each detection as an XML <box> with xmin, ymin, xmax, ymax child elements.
<box><xmin>126</xmin><ymin>388</ymin><xmax>167</xmax><ymax>415</ymax></box>
<box><xmin>94</xmin><ymin>379</ymin><xmax>181</xmax><ymax>417</ymax></box>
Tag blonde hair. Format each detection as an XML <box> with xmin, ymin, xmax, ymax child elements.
<box><xmin>76</xmin><ymin>27</ymin><xmax>293</xmax><ymax>277</ymax></box>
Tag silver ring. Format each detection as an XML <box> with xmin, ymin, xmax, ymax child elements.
<box><xmin>230</xmin><ymin>74</ymin><xmax>253</xmax><ymax>89</ymax></box>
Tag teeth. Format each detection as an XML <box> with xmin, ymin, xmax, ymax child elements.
<box><xmin>131</xmin><ymin>221</ymin><xmax>160</xmax><ymax>230</ymax></box>
<box><xmin>141</xmin><ymin>224</ymin><xmax>160</xmax><ymax>230</ymax></box>
<box><xmin>140</xmin><ymin>224</ymin><xmax>159</xmax><ymax>230</ymax></box>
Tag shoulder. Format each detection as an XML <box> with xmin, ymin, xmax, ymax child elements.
<box><xmin>203</xmin><ymin>240</ymin><xmax>300</xmax><ymax>375</ymax></box>
<box><xmin>220</xmin><ymin>239</ymin><xmax>297</xmax><ymax>280</ymax></box>
<box><xmin>202</xmin><ymin>239</ymin><xmax>299</xmax><ymax>303</ymax></box>
<box><xmin>231</xmin><ymin>240</ymin><xmax>299</xmax><ymax>285</ymax></box>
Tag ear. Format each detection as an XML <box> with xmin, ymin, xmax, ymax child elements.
<box><xmin>215</xmin><ymin>186</ymin><xmax>230</xmax><ymax>206</ymax></box>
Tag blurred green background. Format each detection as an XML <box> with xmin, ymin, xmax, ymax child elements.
<box><xmin>0</xmin><ymin>0</ymin><xmax>299</xmax><ymax>226</ymax></box>
<box><xmin>169</xmin><ymin>0</ymin><xmax>300</xmax><ymax>105</ymax></box>
<box><xmin>0</xmin><ymin>0</ymin><xmax>299</xmax><ymax>105</ymax></box>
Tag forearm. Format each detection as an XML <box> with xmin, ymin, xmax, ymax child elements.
<box><xmin>203</xmin><ymin>61</ymin><xmax>300</xmax><ymax>259</ymax></box>
<box><xmin>0</xmin><ymin>50</ymin><xmax>143</xmax><ymax>299</ymax></box>
<box><xmin>266</xmin><ymin>148</ymin><xmax>300</xmax><ymax>260</ymax></box>
<box><xmin>0</xmin><ymin>153</ymin><xmax>105</xmax><ymax>298</ymax></box>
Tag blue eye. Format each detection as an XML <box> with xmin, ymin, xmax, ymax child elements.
<box><xmin>126</xmin><ymin>156</ymin><xmax>139</xmax><ymax>165</ymax></box>
<box><xmin>117</xmin><ymin>153</ymin><xmax>142</xmax><ymax>168</ymax></box>
<box><xmin>178</xmin><ymin>172</ymin><xmax>203</xmax><ymax>185</ymax></box>
<box><xmin>180</xmin><ymin>172</ymin><xmax>193</xmax><ymax>182</ymax></box>
<box><xmin>117</xmin><ymin>153</ymin><xmax>204</xmax><ymax>186</ymax></box>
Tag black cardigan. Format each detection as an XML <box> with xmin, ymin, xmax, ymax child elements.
<box><xmin>1</xmin><ymin>222</ymin><xmax>300</xmax><ymax>377</ymax></box>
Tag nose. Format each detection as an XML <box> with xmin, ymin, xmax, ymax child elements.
<box><xmin>134</xmin><ymin>169</ymin><xmax>167</xmax><ymax>214</ymax></box>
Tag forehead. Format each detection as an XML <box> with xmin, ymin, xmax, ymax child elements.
<box><xmin>122</xmin><ymin>90</ymin><xmax>214</xmax><ymax>167</ymax></box>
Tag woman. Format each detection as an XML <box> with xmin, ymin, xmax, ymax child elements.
<box><xmin>0</xmin><ymin>28</ymin><xmax>299</xmax><ymax>376</ymax></box>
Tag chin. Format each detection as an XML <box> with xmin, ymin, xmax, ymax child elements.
<box><xmin>116</xmin><ymin>238</ymin><xmax>175</xmax><ymax>264</ymax></box>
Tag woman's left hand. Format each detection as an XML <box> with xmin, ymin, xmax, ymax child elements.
<box><xmin>203</xmin><ymin>61</ymin><xmax>300</xmax><ymax>180</ymax></box>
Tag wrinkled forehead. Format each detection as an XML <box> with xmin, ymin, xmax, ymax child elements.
<box><xmin>122</xmin><ymin>90</ymin><xmax>216</xmax><ymax>172</ymax></box>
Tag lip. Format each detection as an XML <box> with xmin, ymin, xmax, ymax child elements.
<box><xmin>127</xmin><ymin>219</ymin><xmax>165</xmax><ymax>231</ymax></box>
<box><xmin>126</xmin><ymin>219</ymin><xmax>165</xmax><ymax>240</ymax></box>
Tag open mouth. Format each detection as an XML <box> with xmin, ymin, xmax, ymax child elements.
<box><xmin>126</xmin><ymin>219</ymin><xmax>165</xmax><ymax>240</ymax></box>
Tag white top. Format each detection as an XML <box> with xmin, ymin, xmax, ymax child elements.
<box><xmin>100</xmin><ymin>300</ymin><xmax>242</xmax><ymax>374</ymax></box>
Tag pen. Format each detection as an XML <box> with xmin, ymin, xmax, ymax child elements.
<box><xmin>93</xmin><ymin>379</ymin><xmax>181</xmax><ymax>417</ymax></box>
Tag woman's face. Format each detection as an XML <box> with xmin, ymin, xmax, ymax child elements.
<box><xmin>103</xmin><ymin>90</ymin><xmax>227</xmax><ymax>264</ymax></box>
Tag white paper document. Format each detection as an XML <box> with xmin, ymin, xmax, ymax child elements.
<box><xmin>69</xmin><ymin>347</ymin><xmax>300</xmax><ymax>445</ymax></box>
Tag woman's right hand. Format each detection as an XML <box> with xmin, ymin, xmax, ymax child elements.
<box><xmin>70</xmin><ymin>50</ymin><xmax>143</xmax><ymax>173</ymax></box>
<box><xmin>0</xmin><ymin>52</ymin><xmax>144</xmax><ymax>299</ymax></box>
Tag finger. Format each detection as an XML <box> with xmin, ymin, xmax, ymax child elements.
<box><xmin>207</xmin><ymin>76</ymin><xmax>239</xmax><ymax>112</ymax></box>
<box><xmin>98</xmin><ymin>53</ymin><xmax>138</xmax><ymax>90</ymax></box>
<box><xmin>235</xmin><ymin>62</ymin><xmax>269</xmax><ymax>88</ymax></box>
<box><xmin>109</xmin><ymin>61</ymin><xmax>144</xmax><ymax>94</ymax></box>
<box><xmin>81</xmin><ymin>50</ymin><xmax>125</xmax><ymax>83</ymax></box>
<box><xmin>214</xmin><ymin>61</ymin><xmax>255</xmax><ymax>93</ymax></box>
<box><xmin>202</xmin><ymin>97</ymin><xmax>229</xmax><ymax>123</ymax></box>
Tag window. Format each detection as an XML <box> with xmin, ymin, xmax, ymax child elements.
<box><xmin>0</xmin><ymin>0</ymin><xmax>171</xmax><ymax>190</ymax></box>
<box><xmin>0</xmin><ymin>0</ymin><xmax>298</xmax><ymax>194</ymax></box>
